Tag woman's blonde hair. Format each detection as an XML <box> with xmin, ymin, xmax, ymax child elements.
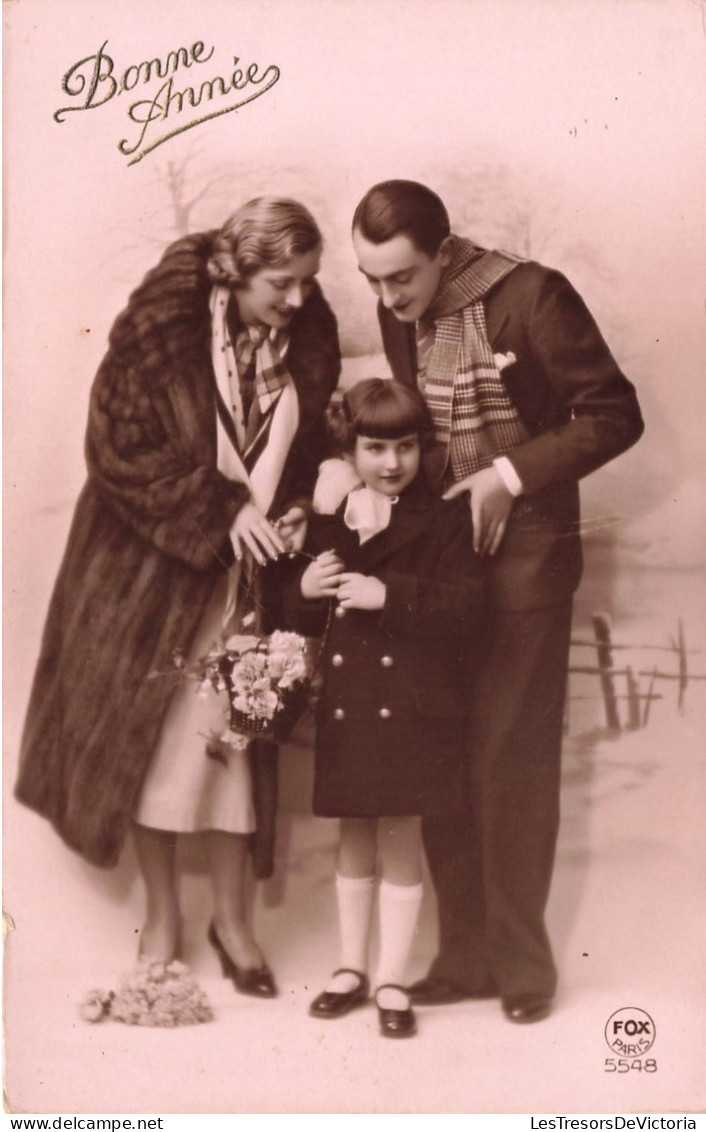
<box><xmin>207</xmin><ymin>197</ymin><xmax>322</xmax><ymax>286</ymax></box>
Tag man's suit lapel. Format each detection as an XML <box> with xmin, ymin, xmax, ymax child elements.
<box><xmin>485</xmin><ymin>302</ymin><xmax>510</xmax><ymax>346</ymax></box>
<box><xmin>379</xmin><ymin>304</ymin><xmax>417</xmax><ymax>388</ymax></box>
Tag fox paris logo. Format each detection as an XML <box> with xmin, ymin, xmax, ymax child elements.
<box><xmin>605</xmin><ymin>1007</ymin><xmax>656</xmax><ymax>1057</ymax></box>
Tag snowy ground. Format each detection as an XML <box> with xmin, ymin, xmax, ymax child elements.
<box><xmin>3</xmin><ymin>538</ymin><xmax>705</xmax><ymax>1116</ymax></box>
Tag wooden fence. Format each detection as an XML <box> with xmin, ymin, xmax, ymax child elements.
<box><xmin>566</xmin><ymin>615</ymin><xmax>705</xmax><ymax>733</ymax></box>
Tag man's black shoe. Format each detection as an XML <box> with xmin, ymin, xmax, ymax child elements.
<box><xmin>502</xmin><ymin>994</ymin><xmax>552</xmax><ymax>1023</ymax></box>
<box><xmin>407</xmin><ymin>976</ymin><xmax>497</xmax><ymax>1006</ymax></box>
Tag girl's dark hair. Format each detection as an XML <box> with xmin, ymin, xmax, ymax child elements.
<box><xmin>327</xmin><ymin>378</ymin><xmax>434</xmax><ymax>453</ymax></box>
<box><xmin>352</xmin><ymin>180</ymin><xmax>450</xmax><ymax>258</ymax></box>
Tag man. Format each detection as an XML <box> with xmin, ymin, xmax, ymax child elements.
<box><xmin>351</xmin><ymin>180</ymin><xmax>643</xmax><ymax>1023</ymax></box>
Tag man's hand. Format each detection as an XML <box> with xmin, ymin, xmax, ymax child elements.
<box><xmin>230</xmin><ymin>502</ymin><xmax>286</xmax><ymax>564</ymax></box>
<box><xmin>275</xmin><ymin>505</ymin><xmax>308</xmax><ymax>553</ymax></box>
<box><xmin>336</xmin><ymin>572</ymin><xmax>386</xmax><ymax>611</ymax></box>
<box><xmin>300</xmin><ymin>550</ymin><xmax>345</xmax><ymax>599</ymax></box>
<box><xmin>443</xmin><ymin>465</ymin><xmax>514</xmax><ymax>556</ymax></box>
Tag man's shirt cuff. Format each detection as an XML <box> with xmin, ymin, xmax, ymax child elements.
<box><xmin>493</xmin><ymin>455</ymin><xmax>524</xmax><ymax>497</ymax></box>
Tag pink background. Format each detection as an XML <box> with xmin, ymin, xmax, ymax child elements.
<box><xmin>3</xmin><ymin>0</ymin><xmax>705</xmax><ymax>1117</ymax></box>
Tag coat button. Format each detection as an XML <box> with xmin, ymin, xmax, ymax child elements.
<box><xmin>333</xmin><ymin>708</ymin><xmax>345</xmax><ymax>720</ymax></box>
<box><xmin>379</xmin><ymin>707</ymin><xmax>392</xmax><ymax>720</ymax></box>
<box><xmin>331</xmin><ymin>654</ymin><xmax>344</xmax><ymax>667</ymax></box>
<box><xmin>380</xmin><ymin>655</ymin><xmax>394</xmax><ymax>667</ymax></box>
<box><xmin>334</xmin><ymin>606</ymin><xmax>346</xmax><ymax>619</ymax></box>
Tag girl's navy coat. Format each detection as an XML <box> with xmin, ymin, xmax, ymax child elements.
<box><xmin>283</xmin><ymin>476</ymin><xmax>485</xmax><ymax>817</ymax></box>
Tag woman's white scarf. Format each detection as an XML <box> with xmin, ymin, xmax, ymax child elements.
<box><xmin>210</xmin><ymin>285</ymin><xmax>300</xmax><ymax>627</ymax></box>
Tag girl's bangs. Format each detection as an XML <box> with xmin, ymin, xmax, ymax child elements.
<box><xmin>354</xmin><ymin>399</ymin><xmax>425</xmax><ymax>439</ymax></box>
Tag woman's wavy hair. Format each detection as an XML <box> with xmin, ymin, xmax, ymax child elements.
<box><xmin>327</xmin><ymin>378</ymin><xmax>435</xmax><ymax>454</ymax></box>
<box><xmin>207</xmin><ymin>197</ymin><xmax>322</xmax><ymax>286</ymax></box>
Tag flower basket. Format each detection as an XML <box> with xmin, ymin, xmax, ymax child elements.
<box><xmin>229</xmin><ymin>677</ymin><xmax>313</xmax><ymax>743</ymax></box>
<box><xmin>176</xmin><ymin>629</ymin><xmax>317</xmax><ymax>754</ymax></box>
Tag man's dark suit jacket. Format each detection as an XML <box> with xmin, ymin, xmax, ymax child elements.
<box><xmin>378</xmin><ymin>259</ymin><xmax>644</xmax><ymax>612</ymax></box>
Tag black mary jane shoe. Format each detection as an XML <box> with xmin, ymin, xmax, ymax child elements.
<box><xmin>207</xmin><ymin>922</ymin><xmax>278</xmax><ymax>998</ymax></box>
<box><xmin>375</xmin><ymin>983</ymin><xmax>417</xmax><ymax>1038</ymax></box>
<box><xmin>501</xmin><ymin>994</ymin><xmax>552</xmax><ymax>1024</ymax></box>
<box><xmin>309</xmin><ymin>968</ymin><xmax>370</xmax><ymax>1018</ymax></box>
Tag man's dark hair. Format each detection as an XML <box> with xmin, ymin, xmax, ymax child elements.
<box><xmin>352</xmin><ymin>180</ymin><xmax>451</xmax><ymax>257</ymax></box>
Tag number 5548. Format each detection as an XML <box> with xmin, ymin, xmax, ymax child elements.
<box><xmin>605</xmin><ymin>1059</ymin><xmax>657</xmax><ymax>1073</ymax></box>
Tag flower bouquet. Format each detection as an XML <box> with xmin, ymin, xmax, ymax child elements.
<box><xmin>79</xmin><ymin>960</ymin><xmax>213</xmax><ymax>1028</ymax></box>
<box><xmin>177</xmin><ymin>629</ymin><xmax>314</xmax><ymax>753</ymax></box>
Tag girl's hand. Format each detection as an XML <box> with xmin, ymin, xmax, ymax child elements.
<box><xmin>336</xmin><ymin>572</ymin><xmax>386</xmax><ymax>611</ymax></box>
<box><xmin>275</xmin><ymin>505</ymin><xmax>308</xmax><ymax>553</ymax></box>
<box><xmin>230</xmin><ymin>503</ymin><xmax>286</xmax><ymax>565</ymax></box>
<box><xmin>300</xmin><ymin>550</ymin><xmax>345</xmax><ymax>599</ymax></box>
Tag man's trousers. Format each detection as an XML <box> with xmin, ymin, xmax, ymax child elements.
<box><xmin>422</xmin><ymin>601</ymin><xmax>573</xmax><ymax>998</ymax></box>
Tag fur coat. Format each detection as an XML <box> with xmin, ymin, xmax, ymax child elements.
<box><xmin>16</xmin><ymin>232</ymin><xmax>341</xmax><ymax>867</ymax></box>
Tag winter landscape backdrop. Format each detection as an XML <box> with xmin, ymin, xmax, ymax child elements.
<box><xmin>3</xmin><ymin>0</ymin><xmax>704</xmax><ymax>1116</ymax></box>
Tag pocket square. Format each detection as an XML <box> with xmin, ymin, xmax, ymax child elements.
<box><xmin>493</xmin><ymin>351</ymin><xmax>517</xmax><ymax>372</ymax></box>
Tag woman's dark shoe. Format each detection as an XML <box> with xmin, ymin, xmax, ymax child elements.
<box><xmin>207</xmin><ymin>922</ymin><xmax>277</xmax><ymax>998</ymax></box>
<box><xmin>309</xmin><ymin>968</ymin><xmax>370</xmax><ymax>1018</ymax></box>
<box><xmin>375</xmin><ymin>984</ymin><xmax>417</xmax><ymax>1038</ymax></box>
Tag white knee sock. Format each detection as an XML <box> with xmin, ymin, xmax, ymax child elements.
<box><xmin>325</xmin><ymin>873</ymin><xmax>376</xmax><ymax>993</ymax></box>
<box><xmin>375</xmin><ymin>879</ymin><xmax>424</xmax><ymax>998</ymax></box>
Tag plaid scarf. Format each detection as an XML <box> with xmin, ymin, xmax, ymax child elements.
<box><xmin>418</xmin><ymin>237</ymin><xmax>528</xmax><ymax>487</ymax></box>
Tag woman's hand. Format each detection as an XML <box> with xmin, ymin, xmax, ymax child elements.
<box><xmin>300</xmin><ymin>550</ymin><xmax>345</xmax><ymax>599</ymax></box>
<box><xmin>336</xmin><ymin>572</ymin><xmax>386</xmax><ymax>611</ymax></box>
<box><xmin>275</xmin><ymin>505</ymin><xmax>308</xmax><ymax>553</ymax></box>
<box><xmin>230</xmin><ymin>503</ymin><xmax>286</xmax><ymax>565</ymax></box>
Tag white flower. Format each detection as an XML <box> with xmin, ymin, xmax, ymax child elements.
<box><xmin>233</xmin><ymin>685</ymin><xmax>279</xmax><ymax>720</ymax></box>
<box><xmin>220</xmin><ymin>729</ymin><xmax>250</xmax><ymax>750</ymax></box>
<box><xmin>267</xmin><ymin>631</ymin><xmax>308</xmax><ymax>688</ymax></box>
<box><xmin>231</xmin><ymin>652</ymin><xmax>268</xmax><ymax>689</ymax></box>
<box><xmin>166</xmin><ymin>960</ymin><xmax>188</xmax><ymax>976</ymax></box>
<box><xmin>78</xmin><ymin>989</ymin><xmax>111</xmax><ymax>1023</ymax></box>
<box><xmin>268</xmin><ymin>630</ymin><xmax>306</xmax><ymax>654</ymax></box>
<box><xmin>224</xmin><ymin>634</ymin><xmax>261</xmax><ymax>653</ymax></box>
<box><xmin>268</xmin><ymin>650</ymin><xmax>308</xmax><ymax>689</ymax></box>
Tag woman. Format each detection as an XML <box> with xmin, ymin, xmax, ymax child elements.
<box><xmin>16</xmin><ymin>198</ymin><xmax>341</xmax><ymax>993</ymax></box>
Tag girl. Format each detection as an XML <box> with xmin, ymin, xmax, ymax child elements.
<box><xmin>286</xmin><ymin>378</ymin><xmax>485</xmax><ymax>1036</ymax></box>
<box><xmin>16</xmin><ymin>198</ymin><xmax>341</xmax><ymax>998</ymax></box>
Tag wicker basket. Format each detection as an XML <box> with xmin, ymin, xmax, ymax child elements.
<box><xmin>229</xmin><ymin>680</ymin><xmax>313</xmax><ymax>744</ymax></box>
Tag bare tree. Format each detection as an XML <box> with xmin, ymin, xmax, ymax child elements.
<box><xmin>140</xmin><ymin>148</ymin><xmax>236</xmax><ymax>240</ymax></box>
